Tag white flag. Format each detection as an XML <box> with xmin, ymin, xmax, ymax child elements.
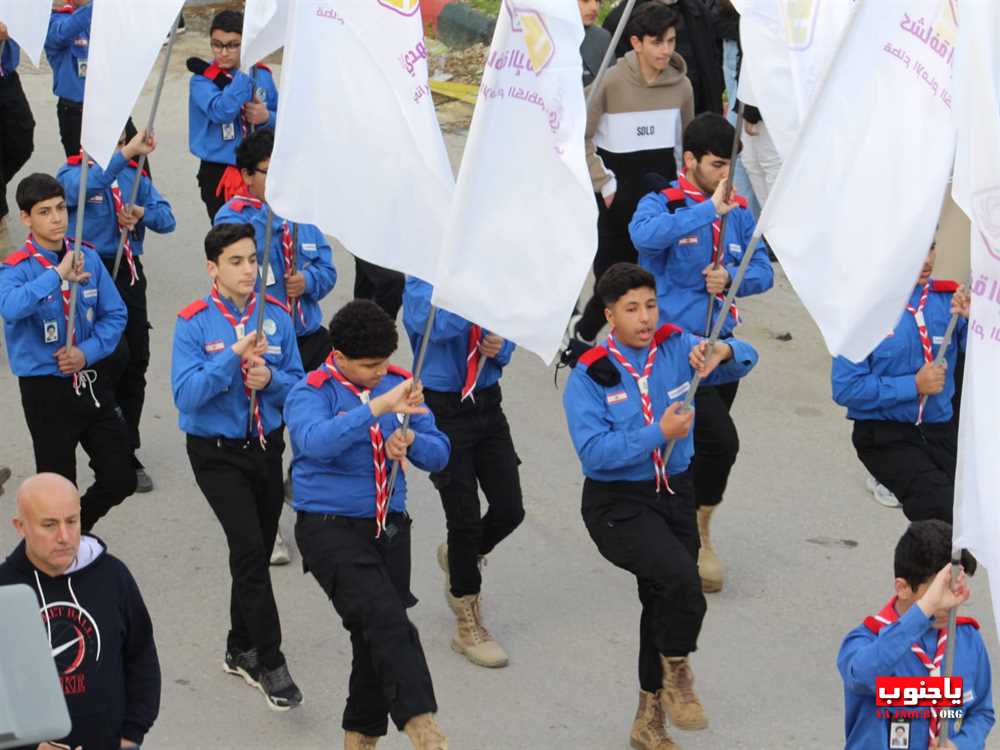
<box><xmin>734</xmin><ymin>0</ymin><xmax>855</xmax><ymax>159</ymax></box>
<box><xmin>430</xmin><ymin>0</ymin><xmax>596</xmax><ymax>363</ymax></box>
<box><xmin>80</xmin><ymin>1</ymin><xmax>184</xmax><ymax>168</ymax></box>
<box><xmin>267</xmin><ymin>0</ymin><xmax>453</xmax><ymax>284</ymax></box>
<box><xmin>952</xmin><ymin>0</ymin><xmax>1000</xmax><ymax>639</ymax></box>
<box><xmin>241</xmin><ymin>0</ymin><xmax>288</xmax><ymax>73</ymax></box>
<box><xmin>759</xmin><ymin>0</ymin><xmax>956</xmax><ymax>362</ymax></box>
<box><xmin>0</xmin><ymin>0</ymin><xmax>50</xmax><ymax>66</ymax></box>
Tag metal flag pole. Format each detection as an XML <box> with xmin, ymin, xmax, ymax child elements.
<box><xmin>704</xmin><ymin>101</ymin><xmax>746</xmax><ymax>336</ymax></box>
<box><xmin>65</xmin><ymin>155</ymin><xmax>92</xmax><ymax>346</ymax></box>
<box><xmin>247</xmin><ymin>207</ymin><xmax>275</xmax><ymax>432</ymax></box>
<box><xmin>112</xmin><ymin>11</ymin><xmax>182</xmax><ymax>279</ymax></box>
<box><xmin>662</xmin><ymin>230</ymin><xmax>765</xmax><ymax>465</ymax></box>
<box><xmin>586</xmin><ymin>0</ymin><xmax>637</xmax><ymax>108</ymax></box>
<box><xmin>939</xmin><ymin>548</ymin><xmax>964</xmax><ymax>740</ymax></box>
<box><xmin>385</xmin><ymin>305</ymin><xmax>439</xmax><ymax>499</ymax></box>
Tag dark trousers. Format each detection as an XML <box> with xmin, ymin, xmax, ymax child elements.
<box><xmin>576</xmin><ymin>201</ymin><xmax>638</xmax><ymax>342</ymax></box>
<box><xmin>19</xmin><ymin>370</ymin><xmax>136</xmax><ymax>532</ymax></box>
<box><xmin>102</xmin><ymin>256</ymin><xmax>150</xmax><ymax>456</ymax></box>
<box><xmin>197</xmin><ymin>160</ymin><xmax>229</xmax><ymax>221</ymax></box>
<box><xmin>0</xmin><ymin>71</ymin><xmax>34</xmax><ymax>219</ymax></box>
<box><xmin>295</xmin><ymin>511</ymin><xmax>437</xmax><ymax>736</ymax></box>
<box><xmin>187</xmin><ymin>431</ymin><xmax>287</xmax><ymax>670</ymax></box>
<box><xmin>353</xmin><ymin>257</ymin><xmax>404</xmax><ymax>320</ymax></box>
<box><xmin>582</xmin><ymin>472</ymin><xmax>706</xmax><ymax>692</ymax></box>
<box><xmin>692</xmin><ymin>381</ymin><xmax>740</xmax><ymax>507</ymax></box>
<box><xmin>426</xmin><ymin>384</ymin><xmax>525</xmax><ymax>597</ymax></box>
<box><xmin>296</xmin><ymin>327</ymin><xmax>332</xmax><ymax>372</ymax></box>
<box><xmin>852</xmin><ymin>420</ymin><xmax>957</xmax><ymax>524</ymax></box>
<box><xmin>56</xmin><ymin>98</ymin><xmax>82</xmax><ymax>158</ymax></box>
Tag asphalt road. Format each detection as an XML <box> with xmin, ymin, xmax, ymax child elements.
<box><xmin>1</xmin><ymin>33</ymin><xmax>997</xmax><ymax>750</ymax></box>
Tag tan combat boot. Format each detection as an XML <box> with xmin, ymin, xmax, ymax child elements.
<box><xmin>630</xmin><ymin>690</ymin><xmax>678</xmax><ymax>750</ymax></box>
<box><xmin>450</xmin><ymin>593</ymin><xmax>509</xmax><ymax>668</ymax></box>
<box><xmin>0</xmin><ymin>216</ymin><xmax>15</xmax><ymax>261</ymax></box>
<box><xmin>403</xmin><ymin>713</ymin><xmax>448</xmax><ymax>750</ymax></box>
<box><xmin>697</xmin><ymin>505</ymin><xmax>723</xmax><ymax>593</ymax></box>
<box><xmin>436</xmin><ymin>543</ymin><xmax>456</xmax><ymax>612</ymax></box>
<box><xmin>344</xmin><ymin>731</ymin><xmax>379</xmax><ymax>749</ymax></box>
<box><xmin>661</xmin><ymin>656</ymin><xmax>708</xmax><ymax>730</ymax></box>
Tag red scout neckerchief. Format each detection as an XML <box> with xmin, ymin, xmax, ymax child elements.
<box><xmin>676</xmin><ymin>171</ymin><xmax>742</xmax><ymax>324</ymax></box>
<box><xmin>27</xmin><ymin>234</ymin><xmax>84</xmax><ymax>393</ymax></box>
<box><xmin>605</xmin><ymin>331</ymin><xmax>672</xmax><ymax>494</ymax></box>
<box><xmin>906</xmin><ymin>283</ymin><xmax>933</xmax><ymax>425</ymax></box>
<box><xmin>209</xmin><ymin>284</ymin><xmax>266</xmax><ymax>447</ymax></box>
<box><xmin>322</xmin><ymin>354</ymin><xmax>391</xmax><ymax>537</ymax></box>
<box><xmin>281</xmin><ymin>221</ymin><xmax>306</xmax><ymax>326</ymax></box>
<box><xmin>461</xmin><ymin>324</ymin><xmax>483</xmax><ymax>402</ymax></box>
<box><xmin>864</xmin><ymin>596</ymin><xmax>979</xmax><ymax>746</ymax></box>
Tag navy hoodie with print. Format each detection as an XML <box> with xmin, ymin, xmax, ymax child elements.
<box><xmin>0</xmin><ymin>535</ymin><xmax>160</xmax><ymax>749</ymax></box>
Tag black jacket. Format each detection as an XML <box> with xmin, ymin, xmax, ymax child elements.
<box><xmin>0</xmin><ymin>536</ymin><xmax>161</xmax><ymax>750</ymax></box>
<box><xmin>603</xmin><ymin>0</ymin><xmax>725</xmax><ymax>115</ymax></box>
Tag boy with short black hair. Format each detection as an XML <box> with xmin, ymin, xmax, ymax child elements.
<box><xmin>284</xmin><ymin>299</ymin><xmax>450</xmax><ymax>750</ymax></box>
<box><xmin>838</xmin><ymin>520</ymin><xmax>994</xmax><ymax>749</ymax></box>
<box><xmin>573</xmin><ymin>2</ymin><xmax>694</xmax><ymax>347</ymax></box>
<box><xmin>188</xmin><ymin>9</ymin><xmax>278</xmax><ymax>220</ymax></box>
<box><xmin>0</xmin><ymin>172</ymin><xmax>133</xmax><ymax>532</ymax></box>
<box><xmin>563</xmin><ymin>262</ymin><xmax>758</xmax><ymax>748</ymax></box>
<box><xmin>629</xmin><ymin>112</ymin><xmax>774</xmax><ymax>594</ymax></box>
<box><xmin>57</xmin><ymin>126</ymin><xmax>175</xmax><ymax>492</ymax></box>
<box><xmin>171</xmin><ymin>221</ymin><xmax>304</xmax><ymax>711</ymax></box>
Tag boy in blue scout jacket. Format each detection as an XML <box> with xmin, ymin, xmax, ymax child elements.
<box><xmin>0</xmin><ymin>30</ymin><xmax>36</xmax><ymax>258</ymax></box>
<box><xmin>0</xmin><ymin>173</ymin><xmax>133</xmax><ymax>531</ymax></box>
<box><xmin>832</xmin><ymin>245</ymin><xmax>969</xmax><ymax>525</ymax></box>
<box><xmin>284</xmin><ymin>299</ymin><xmax>451</xmax><ymax>750</ymax></box>
<box><xmin>45</xmin><ymin>1</ymin><xmax>91</xmax><ymax>157</ymax></box>
<box><xmin>214</xmin><ymin>128</ymin><xmax>336</xmax><ymax>371</ymax></box>
<box><xmin>629</xmin><ymin>112</ymin><xmax>774</xmax><ymax>595</ymax></box>
<box><xmin>563</xmin><ymin>263</ymin><xmax>757</xmax><ymax>749</ymax></box>
<box><xmin>57</xmin><ymin>126</ymin><xmax>173</xmax><ymax>493</ymax></box>
<box><xmin>838</xmin><ymin>520</ymin><xmax>993</xmax><ymax>750</ymax></box>
<box><xmin>188</xmin><ymin>9</ymin><xmax>278</xmax><ymax>221</ymax></box>
<box><xmin>171</xmin><ymin>222</ymin><xmax>304</xmax><ymax>712</ymax></box>
<box><xmin>402</xmin><ymin>276</ymin><xmax>523</xmax><ymax>669</ymax></box>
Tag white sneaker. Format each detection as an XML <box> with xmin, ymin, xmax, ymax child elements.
<box><xmin>270</xmin><ymin>530</ymin><xmax>291</xmax><ymax>565</ymax></box>
<box><xmin>866</xmin><ymin>476</ymin><xmax>901</xmax><ymax>508</ymax></box>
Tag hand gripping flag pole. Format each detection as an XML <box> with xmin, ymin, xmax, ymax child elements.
<box><xmin>64</xmin><ymin>155</ymin><xmax>91</xmax><ymax>348</ymax></box>
<box><xmin>940</xmin><ymin>549</ymin><xmax>964</xmax><ymax>740</ymax></box>
<box><xmin>704</xmin><ymin>101</ymin><xmax>746</xmax><ymax>336</ymax></box>
<box><xmin>384</xmin><ymin>305</ymin><xmax>439</xmax><ymax>500</ymax></box>
<box><xmin>112</xmin><ymin>11</ymin><xmax>182</xmax><ymax>280</ymax></box>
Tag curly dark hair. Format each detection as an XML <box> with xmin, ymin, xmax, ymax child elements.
<box><xmin>328</xmin><ymin>300</ymin><xmax>398</xmax><ymax>359</ymax></box>
<box><xmin>894</xmin><ymin>519</ymin><xmax>976</xmax><ymax>591</ymax></box>
<box><xmin>236</xmin><ymin>129</ymin><xmax>273</xmax><ymax>174</ymax></box>
<box><xmin>596</xmin><ymin>262</ymin><xmax>657</xmax><ymax>306</ymax></box>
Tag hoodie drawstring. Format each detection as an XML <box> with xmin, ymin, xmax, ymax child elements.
<box><xmin>35</xmin><ymin>569</ymin><xmax>52</xmax><ymax>649</ymax></box>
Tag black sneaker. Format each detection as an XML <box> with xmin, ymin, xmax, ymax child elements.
<box><xmin>258</xmin><ymin>663</ymin><xmax>303</xmax><ymax>711</ymax></box>
<box><xmin>223</xmin><ymin>648</ymin><xmax>261</xmax><ymax>688</ymax></box>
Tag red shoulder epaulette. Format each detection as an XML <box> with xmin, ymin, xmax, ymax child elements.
<box><xmin>264</xmin><ymin>294</ymin><xmax>290</xmax><ymax>314</ymax></box>
<box><xmin>127</xmin><ymin>159</ymin><xmax>150</xmax><ymax>178</ymax></box>
<box><xmin>66</xmin><ymin>153</ymin><xmax>84</xmax><ymax>166</ymax></box>
<box><xmin>732</xmin><ymin>194</ymin><xmax>749</xmax><ymax>209</ymax></box>
<box><xmin>53</xmin><ymin>4</ymin><xmax>74</xmax><ymax>14</ymax></box>
<box><xmin>255</xmin><ymin>63</ymin><xmax>272</xmax><ymax>73</ymax></box>
<box><xmin>203</xmin><ymin>62</ymin><xmax>225</xmax><ymax>80</ymax></box>
<box><xmin>228</xmin><ymin>197</ymin><xmax>261</xmax><ymax>213</ymax></box>
<box><xmin>932</xmin><ymin>279</ymin><xmax>960</xmax><ymax>293</ymax></box>
<box><xmin>579</xmin><ymin>345</ymin><xmax>609</xmax><ymax>367</ymax></box>
<box><xmin>654</xmin><ymin>324</ymin><xmax>683</xmax><ymax>344</ymax></box>
<box><xmin>3</xmin><ymin>249</ymin><xmax>31</xmax><ymax>266</ymax></box>
<box><xmin>178</xmin><ymin>299</ymin><xmax>209</xmax><ymax>320</ymax></box>
<box><xmin>306</xmin><ymin>368</ymin><xmax>331</xmax><ymax>388</ymax></box>
<box><xmin>863</xmin><ymin>613</ymin><xmax>980</xmax><ymax>635</ymax></box>
<box><xmin>387</xmin><ymin>364</ymin><xmax>413</xmax><ymax>379</ymax></box>
<box><xmin>661</xmin><ymin>187</ymin><xmax>686</xmax><ymax>203</ymax></box>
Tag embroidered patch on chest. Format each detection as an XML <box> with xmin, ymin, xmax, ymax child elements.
<box><xmin>82</xmin><ymin>288</ymin><xmax>98</xmax><ymax>298</ymax></box>
<box><xmin>606</xmin><ymin>390</ymin><xmax>628</xmax><ymax>404</ymax></box>
<box><xmin>679</xmin><ymin>235</ymin><xmax>699</xmax><ymax>246</ymax></box>
<box><xmin>205</xmin><ymin>340</ymin><xmax>225</xmax><ymax>353</ymax></box>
